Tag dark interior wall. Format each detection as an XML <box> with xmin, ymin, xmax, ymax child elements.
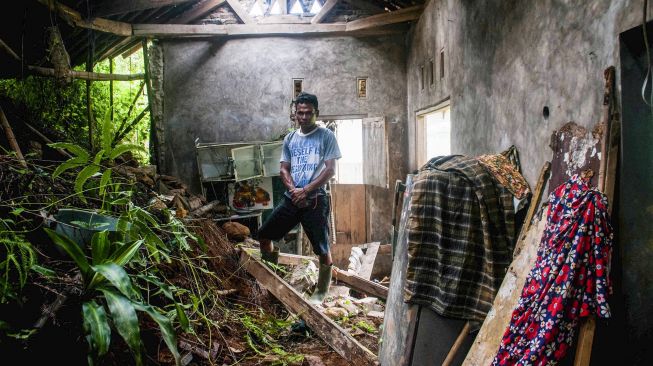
<box><xmin>407</xmin><ymin>0</ymin><xmax>651</xmax><ymax>364</ymax></box>
<box><xmin>160</xmin><ymin>35</ymin><xmax>408</xmax><ymax>242</ymax></box>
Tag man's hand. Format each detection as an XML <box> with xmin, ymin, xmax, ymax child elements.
<box><xmin>290</xmin><ymin>187</ymin><xmax>308</xmax><ymax>205</ymax></box>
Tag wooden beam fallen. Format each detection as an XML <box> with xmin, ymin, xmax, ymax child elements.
<box><xmin>38</xmin><ymin>0</ymin><xmax>132</xmax><ymax>36</ymax></box>
<box><xmin>311</xmin><ymin>0</ymin><xmax>339</xmax><ymax>24</ymax></box>
<box><xmin>332</xmin><ymin>266</ymin><xmax>388</xmax><ymax>299</ymax></box>
<box><xmin>239</xmin><ymin>249</ymin><xmax>378</xmax><ymax>365</ymax></box>
<box><xmin>345</xmin><ymin>5</ymin><xmax>423</xmax><ymax>32</ymax></box>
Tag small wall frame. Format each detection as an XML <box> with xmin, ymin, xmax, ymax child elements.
<box><xmin>357</xmin><ymin>77</ymin><xmax>368</xmax><ymax>98</ymax></box>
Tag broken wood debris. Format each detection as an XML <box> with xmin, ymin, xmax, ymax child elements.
<box><xmin>239</xmin><ymin>249</ymin><xmax>379</xmax><ymax>365</ymax></box>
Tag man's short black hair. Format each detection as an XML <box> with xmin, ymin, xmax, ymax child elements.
<box><xmin>295</xmin><ymin>92</ymin><xmax>318</xmax><ymax>110</ymax></box>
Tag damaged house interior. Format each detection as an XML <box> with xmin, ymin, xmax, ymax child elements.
<box><xmin>0</xmin><ymin>0</ymin><xmax>652</xmax><ymax>365</ymax></box>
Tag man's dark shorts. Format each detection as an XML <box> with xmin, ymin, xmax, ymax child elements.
<box><xmin>257</xmin><ymin>195</ymin><xmax>330</xmax><ymax>256</ymax></box>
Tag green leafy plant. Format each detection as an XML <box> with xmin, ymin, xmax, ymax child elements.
<box><xmin>48</xmin><ymin>109</ymin><xmax>146</xmax><ymax>203</ymax></box>
<box><xmin>44</xmin><ymin>228</ymin><xmax>181</xmax><ymax>366</ymax></box>
<box><xmin>0</xmin><ymin>218</ymin><xmax>37</xmax><ymax>303</ymax></box>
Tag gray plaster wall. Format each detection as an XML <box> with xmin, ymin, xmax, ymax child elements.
<box><xmin>161</xmin><ymin>35</ymin><xmax>408</xmax><ymax>241</ymax></box>
<box><xmin>407</xmin><ymin>1</ymin><xmax>651</xmax><ymax>364</ymax></box>
<box><xmin>407</xmin><ymin>0</ymin><xmax>646</xmax><ymax>185</ymax></box>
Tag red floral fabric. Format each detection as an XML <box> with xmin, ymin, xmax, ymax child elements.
<box><xmin>492</xmin><ymin>175</ymin><xmax>613</xmax><ymax>366</ymax></box>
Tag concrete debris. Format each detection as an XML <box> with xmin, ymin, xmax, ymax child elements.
<box><xmin>348</xmin><ymin>246</ymin><xmax>365</xmax><ymax>273</ymax></box>
<box><xmin>287</xmin><ymin>260</ymin><xmax>318</xmax><ymax>293</ymax></box>
<box><xmin>324</xmin><ymin>307</ymin><xmax>349</xmax><ymax>320</ymax></box>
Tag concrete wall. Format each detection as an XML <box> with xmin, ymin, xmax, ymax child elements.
<box><xmin>160</xmin><ymin>35</ymin><xmax>408</xmax><ymax>242</ymax></box>
<box><xmin>407</xmin><ymin>0</ymin><xmax>647</xmax><ymax>185</ymax></box>
<box><xmin>407</xmin><ymin>1</ymin><xmax>651</xmax><ymax>364</ymax></box>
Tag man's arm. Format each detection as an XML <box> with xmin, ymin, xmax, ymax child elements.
<box><xmin>280</xmin><ymin>161</ymin><xmax>295</xmax><ymax>191</ymax></box>
<box><xmin>290</xmin><ymin>159</ymin><xmax>336</xmax><ymax>204</ymax></box>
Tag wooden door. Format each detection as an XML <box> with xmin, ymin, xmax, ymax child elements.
<box><xmin>331</xmin><ymin>184</ymin><xmax>367</xmax><ymax>269</ymax></box>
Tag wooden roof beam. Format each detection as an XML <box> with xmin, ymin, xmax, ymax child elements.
<box><xmin>225</xmin><ymin>0</ymin><xmax>254</xmax><ymax>24</ymax></box>
<box><xmin>91</xmin><ymin>0</ymin><xmax>195</xmax><ymax>18</ymax></box>
<box><xmin>170</xmin><ymin>0</ymin><xmax>227</xmax><ymax>23</ymax></box>
<box><xmin>311</xmin><ymin>0</ymin><xmax>339</xmax><ymax>24</ymax></box>
<box><xmin>132</xmin><ymin>22</ymin><xmax>409</xmax><ymax>37</ymax></box>
<box><xmin>345</xmin><ymin>4</ymin><xmax>423</xmax><ymax>31</ymax></box>
<box><xmin>37</xmin><ymin>0</ymin><xmax>132</xmax><ymax>36</ymax></box>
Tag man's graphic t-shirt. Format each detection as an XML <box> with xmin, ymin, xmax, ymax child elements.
<box><xmin>280</xmin><ymin>126</ymin><xmax>341</xmax><ymax>197</ymax></box>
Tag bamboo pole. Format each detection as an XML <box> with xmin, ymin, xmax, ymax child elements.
<box><xmin>442</xmin><ymin>322</ymin><xmax>471</xmax><ymax>366</ymax></box>
<box><xmin>0</xmin><ymin>106</ymin><xmax>27</xmax><ymax>167</ymax></box>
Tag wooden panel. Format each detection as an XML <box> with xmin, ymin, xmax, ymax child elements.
<box><xmin>362</xmin><ymin>117</ymin><xmax>387</xmax><ymax>188</ymax></box>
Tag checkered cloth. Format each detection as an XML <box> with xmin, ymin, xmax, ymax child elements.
<box><xmin>404</xmin><ymin>155</ymin><xmax>515</xmax><ymax>323</ymax></box>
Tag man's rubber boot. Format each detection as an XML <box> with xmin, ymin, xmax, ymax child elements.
<box><xmin>308</xmin><ymin>263</ymin><xmax>332</xmax><ymax>305</ymax></box>
<box><xmin>261</xmin><ymin>246</ymin><xmax>279</xmax><ymax>266</ymax></box>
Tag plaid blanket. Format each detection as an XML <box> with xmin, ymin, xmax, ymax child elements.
<box><xmin>404</xmin><ymin>155</ymin><xmax>515</xmax><ymax>323</ymax></box>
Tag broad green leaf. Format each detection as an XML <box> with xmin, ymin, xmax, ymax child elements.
<box><xmin>48</xmin><ymin>143</ymin><xmax>90</xmax><ymax>160</ymax></box>
<box><xmin>82</xmin><ymin>300</ymin><xmax>111</xmax><ymax>356</ymax></box>
<box><xmin>90</xmin><ymin>263</ymin><xmax>141</xmax><ymax>301</ymax></box>
<box><xmin>31</xmin><ymin>264</ymin><xmax>57</xmax><ymax>278</ymax></box>
<box><xmin>44</xmin><ymin>228</ymin><xmax>90</xmax><ymax>277</ymax></box>
<box><xmin>100</xmin><ymin>289</ymin><xmax>143</xmax><ymax>366</ymax></box>
<box><xmin>108</xmin><ymin>144</ymin><xmax>147</xmax><ymax>160</ymax></box>
<box><xmin>175</xmin><ymin>303</ymin><xmax>190</xmax><ymax>333</ymax></box>
<box><xmin>52</xmin><ymin>156</ymin><xmax>86</xmax><ymax>180</ymax></box>
<box><xmin>133</xmin><ymin>303</ymin><xmax>180</xmax><ymax>366</ymax></box>
<box><xmin>10</xmin><ymin>208</ymin><xmax>24</xmax><ymax>216</ymax></box>
<box><xmin>108</xmin><ymin>239</ymin><xmax>143</xmax><ymax>266</ymax></box>
<box><xmin>74</xmin><ymin>165</ymin><xmax>101</xmax><ymax>201</ymax></box>
<box><xmin>92</xmin><ymin>149</ymin><xmax>105</xmax><ymax>165</ymax></box>
<box><xmin>91</xmin><ymin>231</ymin><xmax>111</xmax><ymax>265</ymax></box>
<box><xmin>99</xmin><ymin>168</ymin><xmax>112</xmax><ymax>197</ymax></box>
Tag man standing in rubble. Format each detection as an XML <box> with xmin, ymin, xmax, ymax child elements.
<box><xmin>257</xmin><ymin>92</ymin><xmax>341</xmax><ymax>304</ymax></box>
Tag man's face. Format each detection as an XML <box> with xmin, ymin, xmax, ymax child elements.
<box><xmin>295</xmin><ymin>103</ymin><xmax>316</xmax><ymax>128</ymax></box>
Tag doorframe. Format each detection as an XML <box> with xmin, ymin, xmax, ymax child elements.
<box><xmin>415</xmin><ymin>98</ymin><xmax>451</xmax><ymax>169</ymax></box>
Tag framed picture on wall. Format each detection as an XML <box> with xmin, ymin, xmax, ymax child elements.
<box><xmin>357</xmin><ymin>77</ymin><xmax>367</xmax><ymax>98</ymax></box>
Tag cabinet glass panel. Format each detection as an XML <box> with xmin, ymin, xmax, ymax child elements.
<box><xmin>260</xmin><ymin>142</ymin><xmax>283</xmax><ymax>177</ymax></box>
<box><xmin>231</xmin><ymin>145</ymin><xmax>262</xmax><ymax>181</ymax></box>
<box><xmin>196</xmin><ymin>143</ymin><xmax>248</xmax><ymax>181</ymax></box>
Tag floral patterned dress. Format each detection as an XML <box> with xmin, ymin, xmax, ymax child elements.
<box><xmin>492</xmin><ymin>175</ymin><xmax>613</xmax><ymax>366</ymax></box>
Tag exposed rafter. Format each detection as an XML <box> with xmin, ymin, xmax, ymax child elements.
<box><xmin>311</xmin><ymin>0</ymin><xmax>339</xmax><ymax>24</ymax></box>
<box><xmin>91</xmin><ymin>0</ymin><xmax>195</xmax><ymax>18</ymax></box>
<box><xmin>37</xmin><ymin>0</ymin><xmax>132</xmax><ymax>36</ymax></box>
<box><xmin>169</xmin><ymin>0</ymin><xmax>227</xmax><ymax>23</ymax></box>
<box><xmin>225</xmin><ymin>0</ymin><xmax>254</xmax><ymax>24</ymax></box>
<box><xmin>345</xmin><ymin>4</ymin><xmax>422</xmax><ymax>31</ymax></box>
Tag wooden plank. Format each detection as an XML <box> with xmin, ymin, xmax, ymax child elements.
<box><xmin>517</xmin><ymin>162</ymin><xmax>551</xmax><ymax>242</ymax></box>
<box><xmin>226</xmin><ymin>0</ymin><xmax>254</xmax><ymax>24</ymax></box>
<box><xmin>332</xmin><ymin>266</ymin><xmax>388</xmax><ymax>299</ymax></box>
<box><xmin>379</xmin><ymin>173</ymin><xmax>418</xmax><ymax>366</ymax></box>
<box><xmin>345</xmin><ymin>5</ymin><xmax>423</xmax><ymax>32</ymax></box>
<box><xmin>0</xmin><ymin>38</ymin><xmax>20</xmax><ymax>61</ymax></box>
<box><xmin>37</xmin><ymin>0</ymin><xmax>132</xmax><ymax>36</ymax></box>
<box><xmin>358</xmin><ymin>242</ymin><xmax>380</xmax><ymax>280</ymax></box>
<box><xmin>573</xmin><ymin>66</ymin><xmax>617</xmax><ymax>366</ymax></box>
<box><xmin>278</xmin><ymin>252</ymin><xmax>318</xmax><ymax>266</ymax></box>
<box><xmin>133</xmin><ymin>23</ymin><xmax>228</xmax><ymax>36</ymax></box>
<box><xmin>462</xmin><ymin>213</ymin><xmax>548</xmax><ymax>365</ymax></box>
<box><xmin>170</xmin><ymin>0</ymin><xmax>227</xmax><ymax>23</ymax></box>
<box><xmin>92</xmin><ymin>0</ymin><xmax>195</xmax><ymax>17</ymax></box>
<box><xmin>239</xmin><ymin>250</ymin><xmax>378</xmax><ymax>365</ymax></box>
<box><xmin>311</xmin><ymin>0</ymin><xmax>339</xmax><ymax>24</ymax></box>
<box><xmin>26</xmin><ymin>65</ymin><xmax>144</xmax><ymax>81</ymax></box>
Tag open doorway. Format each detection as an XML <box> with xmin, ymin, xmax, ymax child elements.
<box><xmin>416</xmin><ymin>102</ymin><xmax>451</xmax><ymax>168</ymax></box>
